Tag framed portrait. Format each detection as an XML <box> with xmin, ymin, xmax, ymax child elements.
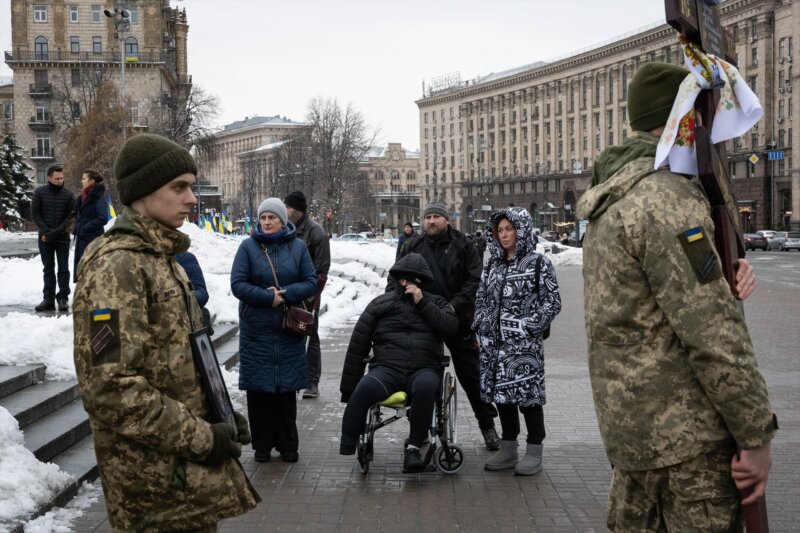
<box><xmin>190</xmin><ymin>329</ymin><xmax>236</xmax><ymax>426</ymax></box>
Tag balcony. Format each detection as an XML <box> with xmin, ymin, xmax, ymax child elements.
<box><xmin>5</xmin><ymin>50</ymin><xmax>167</xmax><ymax>64</ymax></box>
<box><xmin>28</xmin><ymin>83</ymin><xmax>52</xmax><ymax>97</ymax></box>
<box><xmin>29</xmin><ymin>114</ymin><xmax>54</xmax><ymax>130</ymax></box>
<box><xmin>31</xmin><ymin>148</ymin><xmax>55</xmax><ymax>160</ymax></box>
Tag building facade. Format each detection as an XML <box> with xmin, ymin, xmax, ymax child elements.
<box><xmin>416</xmin><ymin>0</ymin><xmax>799</xmax><ymax>233</ymax></box>
<box><xmin>4</xmin><ymin>0</ymin><xmax>191</xmax><ymax>184</ymax></box>
<box><xmin>199</xmin><ymin>115</ymin><xmax>309</xmax><ymax>220</ymax></box>
<box><xmin>1</xmin><ymin>76</ymin><xmax>14</xmax><ymax>130</ymax></box>
<box><xmin>358</xmin><ymin>142</ymin><xmax>420</xmax><ymax>233</ymax></box>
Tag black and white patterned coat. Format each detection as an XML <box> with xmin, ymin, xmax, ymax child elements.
<box><xmin>472</xmin><ymin>207</ymin><xmax>562</xmax><ymax>407</ymax></box>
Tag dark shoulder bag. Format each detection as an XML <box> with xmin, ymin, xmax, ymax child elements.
<box><xmin>263</xmin><ymin>245</ymin><xmax>314</xmax><ymax>336</ymax></box>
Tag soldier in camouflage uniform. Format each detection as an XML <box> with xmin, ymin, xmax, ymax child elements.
<box><xmin>577</xmin><ymin>63</ymin><xmax>777</xmax><ymax>531</ymax></box>
<box><xmin>73</xmin><ymin>134</ymin><xmax>259</xmax><ymax>532</ymax></box>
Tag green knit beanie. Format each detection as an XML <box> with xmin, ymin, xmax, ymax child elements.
<box><xmin>114</xmin><ymin>133</ymin><xmax>198</xmax><ymax>205</ymax></box>
<box><xmin>627</xmin><ymin>62</ymin><xmax>689</xmax><ymax>132</ymax></box>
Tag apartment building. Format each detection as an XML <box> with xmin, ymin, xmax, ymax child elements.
<box><xmin>417</xmin><ymin>0</ymin><xmax>799</xmax><ymax>232</ymax></box>
<box><xmin>200</xmin><ymin>115</ymin><xmax>309</xmax><ymax>219</ymax></box>
<box><xmin>4</xmin><ymin>0</ymin><xmax>191</xmax><ymax>184</ymax></box>
<box><xmin>358</xmin><ymin>142</ymin><xmax>420</xmax><ymax>232</ymax></box>
<box><xmin>1</xmin><ymin>77</ymin><xmax>13</xmax><ymax>129</ymax></box>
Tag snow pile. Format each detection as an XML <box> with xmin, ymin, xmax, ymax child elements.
<box><xmin>22</xmin><ymin>482</ymin><xmax>101</xmax><ymax>533</ymax></box>
<box><xmin>0</xmin><ymin>408</ymin><xmax>72</xmax><ymax>532</ymax></box>
<box><xmin>0</xmin><ymin>230</ymin><xmax>37</xmax><ymax>241</ymax></box>
<box><xmin>0</xmin><ymin>313</ymin><xmax>76</xmax><ymax>381</ymax></box>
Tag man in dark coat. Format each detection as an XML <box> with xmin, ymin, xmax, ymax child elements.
<box><xmin>396</xmin><ymin>221</ymin><xmax>415</xmax><ymax>260</ymax></box>
<box><xmin>284</xmin><ymin>190</ymin><xmax>331</xmax><ymax>399</ymax></box>
<box><xmin>31</xmin><ymin>164</ymin><xmax>76</xmax><ymax>312</ymax></box>
<box><xmin>340</xmin><ymin>253</ymin><xmax>459</xmax><ymax>472</ymax></box>
<box><xmin>389</xmin><ymin>202</ymin><xmax>500</xmax><ymax>450</ymax></box>
<box><xmin>472</xmin><ymin>231</ymin><xmax>487</xmax><ymax>257</ymax></box>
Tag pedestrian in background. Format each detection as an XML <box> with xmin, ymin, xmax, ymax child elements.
<box><xmin>578</xmin><ymin>62</ymin><xmax>775</xmax><ymax>530</ymax></box>
<box><xmin>472</xmin><ymin>230</ymin><xmax>487</xmax><ymax>257</ymax></box>
<box><xmin>284</xmin><ymin>190</ymin><xmax>331</xmax><ymax>400</ymax></box>
<box><xmin>231</xmin><ymin>197</ymin><xmax>317</xmax><ymax>463</ymax></box>
<box><xmin>339</xmin><ymin>253</ymin><xmax>458</xmax><ymax>472</ymax></box>
<box><xmin>175</xmin><ymin>250</ymin><xmax>214</xmax><ymax>334</ymax></box>
<box><xmin>31</xmin><ymin>164</ymin><xmax>75</xmax><ymax>312</ymax></box>
<box><xmin>473</xmin><ymin>207</ymin><xmax>561</xmax><ymax>475</ymax></box>
<box><xmin>73</xmin><ymin>133</ymin><xmax>259</xmax><ymax>531</ymax></box>
<box><xmin>396</xmin><ymin>221</ymin><xmax>414</xmax><ymax>260</ymax></box>
<box><xmin>72</xmin><ymin>169</ymin><xmax>109</xmax><ymax>282</ymax></box>
<box><xmin>390</xmin><ymin>202</ymin><xmax>500</xmax><ymax>450</ymax></box>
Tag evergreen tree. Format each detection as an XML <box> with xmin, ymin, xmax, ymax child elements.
<box><xmin>0</xmin><ymin>123</ymin><xmax>34</xmax><ymax>229</ymax></box>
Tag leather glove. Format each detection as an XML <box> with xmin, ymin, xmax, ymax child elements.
<box><xmin>202</xmin><ymin>422</ymin><xmax>241</xmax><ymax>466</ymax></box>
<box><xmin>233</xmin><ymin>411</ymin><xmax>251</xmax><ymax>445</ymax></box>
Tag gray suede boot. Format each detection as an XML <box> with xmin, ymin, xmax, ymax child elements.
<box><xmin>484</xmin><ymin>439</ymin><xmax>518</xmax><ymax>471</ymax></box>
<box><xmin>514</xmin><ymin>443</ymin><xmax>543</xmax><ymax>476</ymax></box>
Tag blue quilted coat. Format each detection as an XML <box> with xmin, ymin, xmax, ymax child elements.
<box><xmin>231</xmin><ymin>223</ymin><xmax>317</xmax><ymax>393</ymax></box>
<box><xmin>472</xmin><ymin>207</ymin><xmax>562</xmax><ymax>407</ymax></box>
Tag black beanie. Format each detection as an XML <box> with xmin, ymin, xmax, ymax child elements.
<box><xmin>284</xmin><ymin>190</ymin><xmax>307</xmax><ymax>212</ymax></box>
<box><xmin>114</xmin><ymin>134</ymin><xmax>198</xmax><ymax>206</ymax></box>
<box><xmin>627</xmin><ymin>63</ymin><xmax>688</xmax><ymax>132</ymax></box>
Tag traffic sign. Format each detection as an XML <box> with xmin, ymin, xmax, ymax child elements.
<box><xmin>749</xmin><ymin>154</ymin><xmax>759</xmax><ymax>164</ymax></box>
<box><xmin>767</xmin><ymin>150</ymin><xmax>785</xmax><ymax>161</ymax></box>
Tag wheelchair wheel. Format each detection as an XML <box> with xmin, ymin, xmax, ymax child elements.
<box><xmin>357</xmin><ymin>408</ymin><xmax>375</xmax><ymax>475</ymax></box>
<box><xmin>442</xmin><ymin>372</ymin><xmax>458</xmax><ymax>443</ymax></box>
<box><xmin>434</xmin><ymin>443</ymin><xmax>465</xmax><ymax>474</ymax></box>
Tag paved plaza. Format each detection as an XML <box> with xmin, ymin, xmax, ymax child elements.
<box><xmin>67</xmin><ymin>261</ymin><xmax>799</xmax><ymax>532</ymax></box>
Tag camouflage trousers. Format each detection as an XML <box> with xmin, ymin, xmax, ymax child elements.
<box><xmin>607</xmin><ymin>445</ymin><xmax>742</xmax><ymax>532</ymax></box>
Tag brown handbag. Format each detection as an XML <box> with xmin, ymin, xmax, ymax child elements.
<box><xmin>263</xmin><ymin>246</ymin><xmax>315</xmax><ymax>336</ymax></box>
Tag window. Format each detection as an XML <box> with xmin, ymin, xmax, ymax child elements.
<box><xmin>128</xmin><ymin>7</ymin><xmax>139</xmax><ymax>23</ymax></box>
<box><xmin>124</xmin><ymin>37</ymin><xmax>138</xmax><ymax>57</ymax></box>
<box><xmin>35</xmin><ymin>104</ymin><xmax>47</xmax><ymax>122</ymax></box>
<box><xmin>34</xmin><ymin>36</ymin><xmax>48</xmax><ymax>60</ymax></box>
<box><xmin>72</xmin><ymin>102</ymin><xmax>81</xmax><ymax>119</ymax></box>
<box><xmin>34</xmin><ymin>69</ymin><xmax>48</xmax><ymax>86</ymax></box>
<box><xmin>749</xmin><ymin>76</ymin><xmax>758</xmax><ymax>96</ymax></box>
<box><xmin>71</xmin><ymin>69</ymin><xmax>81</xmax><ymax>87</ymax></box>
<box><xmin>69</xmin><ymin>5</ymin><xmax>79</xmax><ymax>22</ymax></box>
<box><xmin>36</xmin><ymin>166</ymin><xmax>47</xmax><ymax>184</ymax></box>
<box><xmin>36</xmin><ymin>133</ymin><xmax>51</xmax><ymax>156</ymax></box>
<box><xmin>70</xmin><ymin>36</ymin><xmax>80</xmax><ymax>53</ymax></box>
<box><xmin>2</xmin><ymin>102</ymin><xmax>12</xmax><ymax>120</ymax></box>
<box><xmin>91</xmin><ymin>5</ymin><xmax>101</xmax><ymax>23</ymax></box>
<box><xmin>93</xmin><ymin>36</ymin><xmax>102</xmax><ymax>54</ymax></box>
<box><xmin>33</xmin><ymin>5</ymin><xmax>47</xmax><ymax>22</ymax></box>
<box><xmin>751</xmin><ymin>47</ymin><xmax>758</xmax><ymax>66</ymax></box>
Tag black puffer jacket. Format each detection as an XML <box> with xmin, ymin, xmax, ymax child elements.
<box><xmin>340</xmin><ymin>254</ymin><xmax>459</xmax><ymax>401</ymax></box>
<box><xmin>31</xmin><ymin>182</ymin><xmax>76</xmax><ymax>242</ymax></box>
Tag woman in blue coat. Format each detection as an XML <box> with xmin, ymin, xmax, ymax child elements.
<box><xmin>231</xmin><ymin>197</ymin><xmax>316</xmax><ymax>463</ymax></box>
<box><xmin>73</xmin><ymin>169</ymin><xmax>109</xmax><ymax>282</ymax></box>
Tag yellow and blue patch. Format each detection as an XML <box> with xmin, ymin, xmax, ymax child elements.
<box><xmin>92</xmin><ymin>308</ymin><xmax>112</xmax><ymax>322</ymax></box>
<box><xmin>684</xmin><ymin>227</ymin><xmax>704</xmax><ymax>243</ymax></box>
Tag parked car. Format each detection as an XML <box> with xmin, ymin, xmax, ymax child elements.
<box><xmin>768</xmin><ymin>231</ymin><xmax>788</xmax><ymax>250</ymax></box>
<box><xmin>756</xmin><ymin>229</ymin><xmax>775</xmax><ymax>241</ymax></box>
<box><xmin>743</xmin><ymin>233</ymin><xmax>768</xmax><ymax>251</ymax></box>
<box><xmin>783</xmin><ymin>232</ymin><xmax>800</xmax><ymax>251</ymax></box>
<box><xmin>542</xmin><ymin>230</ymin><xmax>559</xmax><ymax>242</ymax></box>
<box><xmin>337</xmin><ymin>233</ymin><xmax>370</xmax><ymax>242</ymax></box>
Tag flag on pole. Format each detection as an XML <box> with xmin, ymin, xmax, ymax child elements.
<box><xmin>107</xmin><ymin>196</ymin><xmax>117</xmax><ymax>220</ymax></box>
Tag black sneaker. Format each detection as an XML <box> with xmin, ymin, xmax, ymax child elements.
<box><xmin>280</xmin><ymin>451</ymin><xmax>299</xmax><ymax>463</ymax></box>
<box><xmin>403</xmin><ymin>447</ymin><xmax>425</xmax><ymax>472</ymax></box>
<box><xmin>302</xmin><ymin>385</ymin><xmax>319</xmax><ymax>399</ymax></box>
<box><xmin>482</xmin><ymin>427</ymin><xmax>501</xmax><ymax>451</ymax></box>
<box><xmin>57</xmin><ymin>298</ymin><xmax>68</xmax><ymax>311</ymax></box>
<box><xmin>254</xmin><ymin>450</ymin><xmax>271</xmax><ymax>463</ymax></box>
<box><xmin>35</xmin><ymin>299</ymin><xmax>55</xmax><ymax>312</ymax></box>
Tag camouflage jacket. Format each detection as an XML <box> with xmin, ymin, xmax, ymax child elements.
<box><xmin>73</xmin><ymin>211</ymin><xmax>258</xmax><ymax>531</ymax></box>
<box><xmin>576</xmin><ymin>132</ymin><xmax>777</xmax><ymax>470</ymax></box>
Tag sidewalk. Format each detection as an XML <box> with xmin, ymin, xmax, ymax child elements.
<box><xmin>70</xmin><ymin>264</ymin><xmax>799</xmax><ymax>532</ymax></box>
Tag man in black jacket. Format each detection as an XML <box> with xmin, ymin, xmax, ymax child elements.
<box><xmin>340</xmin><ymin>253</ymin><xmax>459</xmax><ymax>472</ymax></box>
<box><xmin>285</xmin><ymin>191</ymin><xmax>331</xmax><ymax>399</ymax></box>
<box><xmin>389</xmin><ymin>202</ymin><xmax>500</xmax><ymax>450</ymax></box>
<box><xmin>31</xmin><ymin>165</ymin><xmax>76</xmax><ymax>312</ymax></box>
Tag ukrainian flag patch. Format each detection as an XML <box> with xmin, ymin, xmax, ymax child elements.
<box><xmin>92</xmin><ymin>308</ymin><xmax>112</xmax><ymax>322</ymax></box>
<box><xmin>684</xmin><ymin>227</ymin><xmax>704</xmax><ymax>243</ymax></box>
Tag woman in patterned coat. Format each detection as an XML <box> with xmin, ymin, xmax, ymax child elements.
<box><xmin>472</xmin><ymin>207</ymin><xmax>561</xmax><ymax>475</ymax></box>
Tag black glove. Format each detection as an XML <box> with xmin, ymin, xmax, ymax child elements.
<box><xmin>202</xmin><ymin>422</ymin><xmax>241</xmax><ymax>466</ymax></box>
<box><xmin>233</xmin><ymin>412</ymin><xmax>251</xmax><ymax>445</ymax></box>
<box><xmin>340</xmin><ymin>392</ymin><xmax>351</xmax><ymax>403</ymax></box>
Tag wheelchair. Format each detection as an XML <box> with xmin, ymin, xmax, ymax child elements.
<box><xmin>355</xmin><ymin>356</ymin><xmax>465</xmax><ymax>475</ymax></box>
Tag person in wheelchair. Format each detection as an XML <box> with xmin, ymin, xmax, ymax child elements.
<box><xmin>339</xmin><ymin>253</ymin><xmax>459</xmax><ymax>472</ymax></box>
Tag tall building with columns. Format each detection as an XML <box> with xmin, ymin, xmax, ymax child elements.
<box><xmin>417</xmin><ymin>0</ymin><xmax>799</xmax><ymax>233</ymax></box>
<box><xmin>4</xmin><ymin>0</ymin><xmax>192</xmax><ymax>184</ymax></box>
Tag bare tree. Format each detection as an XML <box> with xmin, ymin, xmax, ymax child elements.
<box><xmin>149</xmin><ymin>84</ymin><xmax>220</xmax><ymax>146</ymax></box>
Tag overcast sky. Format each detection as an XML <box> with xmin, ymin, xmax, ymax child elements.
<box><xmin>1</xmin><ymin>0</ymin><xmax>669</xmax><ymax>149</ymax></box>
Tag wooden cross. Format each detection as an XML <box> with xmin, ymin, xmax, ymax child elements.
<box><xmin>665</xmin><ymin>1</ymin><xmax>768</xmax><ymax>532</ymax></box>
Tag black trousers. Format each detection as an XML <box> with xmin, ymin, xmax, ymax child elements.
<box><xmin>306</xmin><ymin>311</ymin><xmax>321</xmax><ymax>386</ymax></box>
<box><xmin>341</xmin><ymin>366</ymin><xmax>440</xmax><ymax>453</ymax></box>
<box><xmin>446</xmin><ymin>332</ymin><xmax>497</xmax><ymax>430</ymax></box>
<box><xmin>246</xmin><ymin>391</ymin><xmax>298</xmax><ymax>454</ymax></box>
<box><xmin>497</xmin><ymin>403</ymin><xmax>545</xmax><ymax>445</ymax></box>
<box><xmin>38</xmin><ymin>238</ymin><xmax>70</xmax><ymax>300</ymax></box>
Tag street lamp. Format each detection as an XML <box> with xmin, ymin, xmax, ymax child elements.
<box><xmin>104</xmin><ymin>4</ymin><xmax>130</xmax><ymax>111</ymax></box>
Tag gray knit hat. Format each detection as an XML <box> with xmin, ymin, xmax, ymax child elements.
<box><xmin>257</xmin><ymin>197</ymin><xmax>288</xmax><ymax>226</ymax></box>
<box><xmin>423</xmin><ymin>201</ymin><xmax>449</xmax><ymax>220</ymax></box>
<box><xmin>114</xmin><ymin>133</ymin><xmax>198</xmax><ymax>206</ymax></box>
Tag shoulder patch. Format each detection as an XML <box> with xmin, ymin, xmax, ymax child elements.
<box><xmin>677</xmin><ymin>227</ymin><xmax>722</xmax><ymax>284</ymax></box>
<box><xmin>90</xmin><ymin>309</ymin><xmax>120</xmax><ymax>365</ymax></box>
